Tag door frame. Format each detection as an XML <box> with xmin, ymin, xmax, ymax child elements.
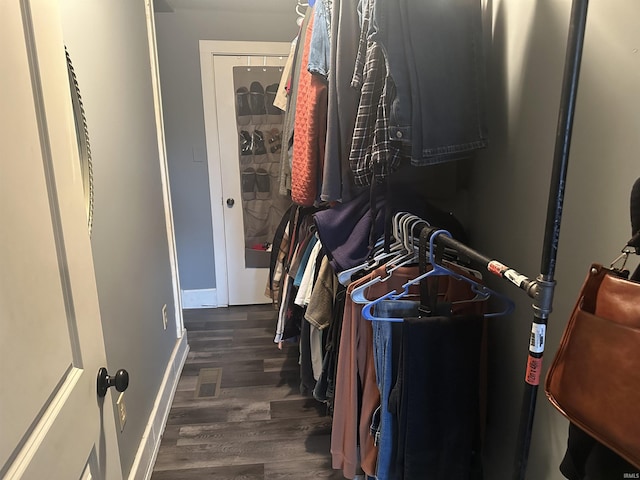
<box><xmin>199</xmin><ymin>40</ymin><xmax>290</xmax><ymax>307</ymax></box>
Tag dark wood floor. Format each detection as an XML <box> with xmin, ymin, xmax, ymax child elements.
<box><xmin>151</xmin><ymin>305</ymin><xmax>345</xmax><ymax>480</ymax></box>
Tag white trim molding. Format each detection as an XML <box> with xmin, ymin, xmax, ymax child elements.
<box><xmin>181</xmin><ymin>288</ymin><xmax>219</xmax><ymax>309</ymax></box>
<box><xmin>128</xmin><ymin>332</ymin><xmax>189</xmax><ymax>480</ymax></box>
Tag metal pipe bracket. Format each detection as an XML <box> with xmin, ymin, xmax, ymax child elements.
<box><xmin>530</xmin><ymin>276</ymin><xmax>556</xmax><ymax>320</ymax></box>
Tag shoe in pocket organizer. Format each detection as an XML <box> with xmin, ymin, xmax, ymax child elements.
<box><xmin>249</xmin><ymin>81</ymin><xmax>267</xmax><ymax>124</ymax></box>
<box><xmin>255</xmin><ymin>167</ymin><xmax>270</xmax><ymax>200</ymax></box>
<box><xmin>241</xmin><ymin>167</ymin><xmax>256</xmax><ymax>200</ymax></box>
<box><xmin>236</xmin><ymin>86</ymin><xmax>252</xmax><ymax>125</ymax></box>
<box><xmin>252</xmin><ymin>129</ymin><xmax>269</xmax><ymax>163</ymax></box>
<box><xmin>252</xmin><ymin>129</ymin><xmax>267</xmax><ymax>154</ymax></box>
<box><xmin>264</xmin><ymin>83</ymin><xmax>279</xmax><ymax>113</ymax></box>
<box><xmin>264</xmin><ymin>128</ymin><xmax>281</xmax><ymax>163</ymax></box>
<box><xmin>264</xmin><ymin>83</ymin><xmax>283</xmax><ymax>124</ymax></box>
<box><xmin>239</xmin><ymin>130</ymin><xmax>252</xmax><ymax>158</ymax></box>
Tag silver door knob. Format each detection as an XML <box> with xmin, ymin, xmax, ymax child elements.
<box><xmin>226</xmin><ymin>198</ymin><xmax>235</xmax><ymax>207</ymax></box>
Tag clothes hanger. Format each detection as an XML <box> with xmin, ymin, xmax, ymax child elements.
<box><xmin>295</xmin><ymin>0</ymin><xmax>307</xmax><ymax>26</ymax></box>
<box><xmin>337</xmin><ymin>240</ymin><xmax>406</xmax><ymax>286</ymax></box>
<box><xmin>372</xmin><ymin>213</ymin><xmax>421</xmax><ymax>270</ymax></box>
<box><xmin>361</xmin><ymin>229</ymin><xmax>514</xmax><ymax>320</ymax></box>
<box><xmin>337</xmin><ymin>212</ymin><xmax>413</xmax><ymax>286</ymax></box>
<box><xmin>336</xmin><ymin>238</ymin><xmax>385</xmax><ymax>286</ymax></box>
<box><xmin>384</xmin><ymin>216</ymin><xmax>431</xmax><ymax>276</ymax></box>
<box><xmin>349</xmin><ymin>214</ymin><xmax>429</xmax><ymax>302</ymax></box>
<box><xmin>361</xmin><ymin>229</ymin><xmax>515</xmax><ymax>320</ymax></box>
<box><xmin>295</xmin><ymin>0</ymin><xmax>308</xmax><ymax>18</ymax></box>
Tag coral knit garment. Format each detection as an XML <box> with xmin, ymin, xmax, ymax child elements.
<box><xmin>291</xmin><ymin>8</ymin><xmax>328</xmax><ymax>207</ymax></box>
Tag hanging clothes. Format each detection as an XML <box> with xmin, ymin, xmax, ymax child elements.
<box><xmin>266</xmin><ymin>1</ymin><xmax>495</xmax><ymax>477</ymax></box>
<box><xmin>321</xmin><ymin>0</ymin><xmax>361</xmax><ymax>203</ymax></box>
<box><xmin>370</xmin><ymin>0</ymin><xmax>488</xmax><ymax>165</ymax></box>
<box><xmin>308</xmin><ymin>0</ymin><xmax>331</xmax><ymax>79</ymax></box>
<box><xmin>349</xmin><ymin>39</ymin><xmax>410</xmax><ymax>187</ymax></box>
<box><xmin>278</xmin><ymin>10</ymin><xmax>313</xmax><ymax>196</ymax></box>
<box><xmin>390</xmin><ymin>314</ymin><xmax>484</xmax><ymax>480</ymax></box>
<box><xmin>331</xmin><ymin>265</ymin><xmax>421</xmax><ymax>479</ymax></box>
<box><xmin>273</xmin><ymin>39</ymin><xmax>298</xmax><ymax>112</ymax></box>
<box><xmin>291</xmin><ymin>7</ymin><xmax>329</xmax><ymax>206</ymax></box>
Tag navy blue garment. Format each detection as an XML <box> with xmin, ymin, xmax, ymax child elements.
<box><xmin>313</xmin><ymin>190</ymin><xmax>386</xmax><ymax>272</ymax></box>
<box><xmin>389</xmin><ymin>315</ymin><xmax>484</xmax><ymax>480</ymax></box>
<box><xmin>313</xmin><ymin>181</ymin><xmax>467</xmax><ymax>274</ymax></box>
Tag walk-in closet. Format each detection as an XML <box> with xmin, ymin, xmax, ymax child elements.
<box><xmin>9</xmin><ymin>1</ymin><xmax>635</xmax><ymax>479</ymax></box>
<box><xmin>151</xmin><ymin>1</ymin><xmax>640</xmax><ymax>479</ymax></box>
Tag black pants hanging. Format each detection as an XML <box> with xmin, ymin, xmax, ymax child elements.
<box><xmin>389</xmin><ymin>314</ymin><xmax>484</xmax><ymax>480</ymax></box>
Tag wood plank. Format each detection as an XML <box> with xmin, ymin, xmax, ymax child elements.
<box><xmin>186</xmin><ymin>329</ymin><xmax>235</xmax><ymax>340</ymax></box>
<box><xmin>220</xmin><ymin>370</ymin><xmax>300</xmax><ymax>389</ymax></box>
<box><xmin>270</xmin><ymin>398</ymin><xmax>330</xmax><ymax>419</ymax></box>
<box><xmin>264</xmin><ymin>458</ymin><xmax>344</xmax><ymax>480</ymax></box>
<box><xmin>263</xmin><ymin>357</ymin><xmax>299</xmax><ymax>373</ymax></box>
<box><xmin>184</xmin><ymin>309</ymin><xmax>276</xmax><ymax>323</ymax></box>
<box><xmin>232</xmin><ymin>327</ymin><xmax>275</xmax><ymax>339</ymax></box>
<box><xmin>171</xmin><ymin>384</ymin><xmax>308</xmax><ymax>409</ymax></box>
<box><xmin>175</xmin><ymin>417</ymin><xmax>332</xmax><ymax>446</ymax></box>
<box><xmin>166</xmin><ymin>401</ymin><xmax>272</xmax><ymax>425</ymax></box>
<box><xmin>151</xmin><ymin>463</ymin><xmax>264</xmax><ymax>479</ymax></box>
<box><xmin>180</xmin><ymin>359</ymin><xmax>263</xmax><ymax>377</ymax></box>
<box><xmin>182</xmin><ymin>344</ymin><xmax>281</xmax><ymax>359</ymax></box>
<box><xmin>187</xmin><ymin>335</ymin><xmax>276</xmax><ymax>349</ymax></box>
<box><xmin>152</xmin><ymin>437</ymin><xmax>332</xmax><ymax>470</ymax></box>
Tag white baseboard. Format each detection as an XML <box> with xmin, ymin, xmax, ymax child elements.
<box><xmin>128</xmin><ymin>332</ymin><xmax>189</xmax><ymax>480</ymax></box>
<box><xmin>181</xmin><ymin>288</ymin><xmax>218</xmax><ymax>309</ymax></box>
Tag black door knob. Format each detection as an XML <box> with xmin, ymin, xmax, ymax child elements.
<box><xmin>226</xmin><ymin>198</ymin><xmax>235</xmax><ymax>207</ymax></box>
<box><xmin>97</xmin><ymin>367</ymin><xmax>129</xmax><ymax>398</ymax></box>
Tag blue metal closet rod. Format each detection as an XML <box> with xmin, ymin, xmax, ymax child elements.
<box><xmin>423</xmin><ymin>2</ymin><xmax>589</xmax><ymax>476</ymax></box>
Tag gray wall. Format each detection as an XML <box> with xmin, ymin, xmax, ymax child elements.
<box><xmin>60</xmin><ymin>1</ymin><xmax>180</xmax><ymax>477</ymax></box>
<box><xmin>154</xmin><ymin>5</ymin><xmax>298</xmax><ymax>291</ymax></box>
<box><xmin>469</xmin><ymin>1</ymin><xmax>640</xmax><ymax>478</ymax></box>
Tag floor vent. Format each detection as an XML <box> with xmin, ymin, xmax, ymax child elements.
<box><xmin>195</xmin><ymin>367</ymin><xmax>222</xmax><ymax>398</ymax></box>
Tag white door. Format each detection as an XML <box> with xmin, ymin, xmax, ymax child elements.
<box><xmin>201</xmin><ymin>42</ymin><xmax>291</xmax><ymax>306</ymax></box>
<box><xmin>0</xmin><ymin>1</ymin><xmax>122</xmax><ymax>479</ymax></box>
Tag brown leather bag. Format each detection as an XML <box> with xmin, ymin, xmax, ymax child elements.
<box><xmin>545</xmin><ymin>263</ymin><xmax>640</xmax><ymax>469</ymax></box>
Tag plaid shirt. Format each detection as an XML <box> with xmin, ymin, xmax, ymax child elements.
<box><xmin>349</xmin><ymin>41</ymin><xmax>410</xmax><ymax>187</ymax></box>
<box><xmin>351</xmin><ymin>0</ymin><xmax>373</xmax><ymax>90</ymax></box>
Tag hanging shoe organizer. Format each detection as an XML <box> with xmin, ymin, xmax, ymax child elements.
<box><xmin>234</xmin><ymin>66</ymin><xmax>292</xmax><ymax>268</ymax></box>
